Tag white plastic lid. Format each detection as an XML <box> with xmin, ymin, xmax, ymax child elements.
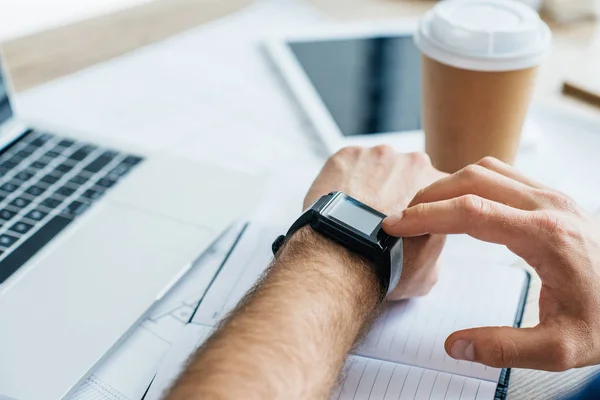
<box><xmin>415</xmin><ymin>0</ymin><xmax>552</xmax><ymax>71</ymax></box>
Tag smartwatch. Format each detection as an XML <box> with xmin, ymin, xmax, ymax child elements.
<box><xmin>272</xmin><ymin>192</ymin><xmax>403</xmax><ymax>301</ymax></box>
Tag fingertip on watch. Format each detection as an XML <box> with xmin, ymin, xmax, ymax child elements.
<box><xmin>383</xmin><ymin>213</ymin><xmax>403</xmax><ymax>228</ymax></box>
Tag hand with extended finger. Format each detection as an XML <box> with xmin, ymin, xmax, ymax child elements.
<box><xmin>384</xmin><ymin>157</ymin><xmax>600</xmax><ymax>371</ymax></box>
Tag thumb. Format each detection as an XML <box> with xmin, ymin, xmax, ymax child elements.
<box><xmin>445</xmin><ymin>326</ymin><xmax>575</xmax><ymax>372</ymax></box>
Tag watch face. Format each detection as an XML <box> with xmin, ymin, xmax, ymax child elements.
<box><xmin>322</xmin><ymin>193</ymin><xmax>386</xmax><ymax>240</ymax></box>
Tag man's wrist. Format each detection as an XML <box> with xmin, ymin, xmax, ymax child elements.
<box><xmin>276</xmin><ymin>226</ymin><xmax>382</xmax><ymax>313</ymax></box>
<box><xmin>167</xmin><ymin>227</ymin><xmax>383</xmax><ymax>400</ymax></box>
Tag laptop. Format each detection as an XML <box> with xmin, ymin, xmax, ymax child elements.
<box><xmin>0</xmin><ymin>55</ymin><xmax>261</xmax><ymax>400</ymax></box>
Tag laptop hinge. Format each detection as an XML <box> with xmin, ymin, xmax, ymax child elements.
<box><xmin>0</xmin><ymin>118</ymin><xmax>30</xmax><ymax>152</ymax></box>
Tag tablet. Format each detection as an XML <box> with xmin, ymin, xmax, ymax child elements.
<box><xmin>266</xmin><ymin>20</ymin><xmax>425</xmax><ymax>154</ymax></box>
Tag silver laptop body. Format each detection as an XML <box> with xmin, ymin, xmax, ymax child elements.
<box><xmin>0</xmin><ymin>55</ymin><xmax>261</xmax><ymax>400</ymax></box>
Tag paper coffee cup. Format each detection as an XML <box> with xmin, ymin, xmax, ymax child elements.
<box><xmin>415</xmin><ymin>0</ymin><xmax>552</xmax><ymax>173</ymax></box>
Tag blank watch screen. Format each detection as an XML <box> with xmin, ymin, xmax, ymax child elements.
<box><xmin>328</xmin><ymin>199</ymin><xmax>382</xmax><ymax>236</ymax></box>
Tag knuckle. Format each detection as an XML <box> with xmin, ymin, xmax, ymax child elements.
<box><xmin>538</xmin><ymin>190</ymin><xmax>579</xmax><ymax>214</ymax></box>
<box><xmin>371</xmin><ymin>144</ymin><xmax>396</xmax><ymax>158</ymax></box>
<box><xmin>407</xmin><ymin>151</ymin><xmax>432</xmax><ymax>167</ymax></box>
<box><xmin>457</xmin><ymin>195</ymin><xmax>488</xmax><ymax>220</ymax></box>
<box><xmin>532</xmin><ymin>210</ymin><xmax>562</xmax><ymax>232</ymax></box>
<box><xmin>459</xmin><ymin>164</ymin><xmax>486</xmax><ymax>180</ymax></box>
<box><xmin>328</xmin><ymin>146</ymin><xmax>363</xmax><ymax>169</ymax></box>
<box><xmin>334</xmin><ymin>146</ymin><xmax>363</xmax><ymax>160</ymax></box>
<box><xmin>532</xmin><ymin>211</ymin><xmax>577</xmax><ymax>239</ymax></box>
<box><xmin>476</xmin><ymin>156</ymin><xmax>503</xmax><ymax>169</ymax></box>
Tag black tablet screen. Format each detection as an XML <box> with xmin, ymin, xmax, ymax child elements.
<box><xmin>288</xmin><ymin>35</ymin><xmax>422</xmax><ymax>137</ymax></box>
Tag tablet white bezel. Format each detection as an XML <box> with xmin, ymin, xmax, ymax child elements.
<box><xmin>265</xmin><ymin>19</ymin><xmax>424</xmax><ymax>155</ymax></box>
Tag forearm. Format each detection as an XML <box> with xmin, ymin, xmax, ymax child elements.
<box><xmin>167</xmin><ymin>228</ymin><xmax>381</xmax><ymax>400</ymax></box>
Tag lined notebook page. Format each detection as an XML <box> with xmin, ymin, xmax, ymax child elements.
<box><xmin>357</xmin><ymin>260</ymin><xmax>527</xmax><ymax>382</ymax></box>
<box><xmin>331</xmin><ymin>356</ymin><xmax>497</xmax><ymax>400</ymax></box>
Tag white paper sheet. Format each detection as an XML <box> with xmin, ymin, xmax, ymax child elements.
<box><xmin>191</xmin><ymin>223</ymin><xmax>279</xmax><ymax>326</ymax></box>
<box><xmin>70</xmin><ymin>223</ymin><xmax>245</xmax><ymax>400</ymax></box>
<box><xmin>145</xmin><ymin>324</ymin><xmax>214</xmax><ymax>400</ymax></box>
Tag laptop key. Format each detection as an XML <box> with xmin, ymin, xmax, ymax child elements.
<box><xmin>69</xmin><ymin>174</ymin><xmax>89</xmax><ymax>186</ymax></box>
<box><xmin>110</xmin><ymin>161</ymin><xmax>137</xmax><ymax>177</ymax></box>
<box><xmin>0</xmin><ymin>181</ymin><xmax>20</xmax><ymax>193</ymax></box>
<box><xmin>43</xmin><ymin>150</ymin><xmax>61</xmax><ymax>159</ymax></box>
<box><xmin>0</xmin><ymin>160</ymin><xmax>18</xmax><ymax>170</ymax></box>
<box><xmin>10</xmin><ymin>197</ymin><xmax>31</xmax><ymax>209</ymax></box>
<box><xmin>0</xmin><ymin>215</ymin><xmax>72</xmax><ymax>284</ymax></box>
<box><xmin>20</xmin><ymin>145</ymin><xmax>38</xmax><ymax>155</ymax></box>
<box><xmin>68</xmin><ymin>145</ymin><xmax>97</xmax><ymax>161</ymax></box>
<box><xmin>14</xmin><ymin>170</ymin><xmax>35</xmax><ymax>182</ymax></box>
<box><xmin>81</xmin><ymin>189</ymin><xmax>103</xmax><ymax>201</ymax></box>
<box><xmin>25</xmin><ymin>209</ymin><xmax>48</xmax><ymax>221</ymax></box>
<box><xmin>83</xmin><ymin>152</ymin><xmax>116</xmax><ymax>173</ymax></box>
<box><xmin>28</xmin><ymin>133</ymin><xmax>53</xmax><ymax>147</ymax></box>
<box><xmin>54</xmin><ymin>186</ymin><xmax>76</xmax><ymax>198</ymax></box>
<box><xmin>40</xmin><ymin>174</ymin><xmax>60</xmax><ymax>186</ymax></box>
<box><xmin>58</xmin><ymin>139</ymin><xmax>75</xmax><ymax>148</ymax></box>
<box><xmin>64</xmin><ymin>200</ymin><xmax>90</xmax><ymax>217</ymax></box>
<box><xmin>30</xmin><ymin>160</ymin><xmax>49</xmax><ymax>170</ymax></box>
<box><xmin>25</xmin><ymin>185</ymin><xmax>46</xmax><ymax>197</ymax></box>
<box><xmin>53</xmin><ymin>163</ymin><xmax>73</xmax><ymax>174</ymax></box>
<box><xmin>95</xmin><ymin>177</ymin><xmax>118</xmax><ymax>189</ymax></box>
<box><xmin>0</xmin><ymin>233</ymin><xmax>18</xmax><ymax>248</ymax></box>
<box><xmin>40</xmin><ymin>197</ymin><xmax>62</xmax><ymax>209</ymax></box>
<box><xmin>14</xmin><ymin>150</ymin><xmax>33</xmax><ymax>159</ymax></box>
<box><xmin>0</xmin><ymin>209</ymin><xmax>17</xmax><ymax>221</ymax></box>
<box><xmin>9</xmin><ymin>221</ymin><xmax>34</xmax><ymax>235</ymax></box>
<box><xmin>122</xmin><ymin>155</ymin><xmax>143</xmax><ymax>166</ymax></box>
<box><xmin>49</xmin><ymin>144</ymin><xmax>68</xmax><ymax>153</ymax></box>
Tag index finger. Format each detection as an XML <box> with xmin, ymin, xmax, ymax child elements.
<box><xmin>384</xmin><ymin>195</ymin><xmax>538</xmax><ymax>250</ymax></box>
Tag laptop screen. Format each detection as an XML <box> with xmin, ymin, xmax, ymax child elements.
<box><xmin>0</xmin><ymin>56</ymin><xmax>13</xmax><ymax>126</ymax></box>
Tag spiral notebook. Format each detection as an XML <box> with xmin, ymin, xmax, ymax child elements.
<box><xmin>147</xmin><ymin>223</ymin><xmax>530</xmax><ymax>400</ymax></box>
<box><xmin>330</xmin><ymin>263</ymin><xmax>529</xmax><ymax>400</ymax></box>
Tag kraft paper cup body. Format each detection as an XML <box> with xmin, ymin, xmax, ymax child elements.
<box><xmin>415</xmin><ymin>0</ymin><xmax>552</xmax><ymax>173</ymax></box>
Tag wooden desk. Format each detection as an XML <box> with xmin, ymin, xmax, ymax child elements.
<box><xmin>2</xmin><ymin>1</ymin><xmax>599</xmax><ymax>398</ymax></box>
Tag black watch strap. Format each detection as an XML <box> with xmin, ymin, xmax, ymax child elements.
<box><xmin>272</xmin><ymin>193</ymin><xmax>401</xmax><ymax>303</ymax></box>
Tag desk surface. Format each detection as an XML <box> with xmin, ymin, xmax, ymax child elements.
<box><xmin>2</xmin><ymin>1</ymin><xmax>600</xmax><ymax>399</ymax></box>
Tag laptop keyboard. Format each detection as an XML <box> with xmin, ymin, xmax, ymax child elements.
<box><xmin>0</xmin><ymin>130</ymin><xmax>144</xmax><ymax>284</ymax></box>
